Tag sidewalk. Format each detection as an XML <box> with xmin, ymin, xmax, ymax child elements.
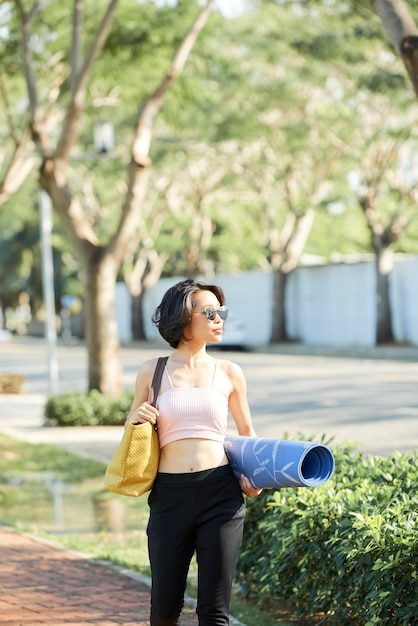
<box><xmin>0</xmin><ymin>526</ymin><xmax>202</xmax><ymax>626</ymax></box>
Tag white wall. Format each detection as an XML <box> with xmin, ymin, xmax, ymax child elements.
<box><xmin>391</xmin><ymin>256</ymin><xmax>418</xmax><ymax>345</ymax></box>
<box><xmin>114</xmin><ymin>282</ymin><xmax>132</xmax><ymax>343</ymax></box>
<box><xmin>216</xmin><ymin>270</ymin><xmax>273</xmax><ymax>346</ymax></box>
<box><xmin>115</xmin><ymin>256</ymin><xmax>418</xmax><ymax>348</ymax></box>
<box><xmin>142</xmin><ymin>277</ymin><xmax>182</xmax><ymax>344</ymax></box>
<box><xmin>286</xmin><ymin>261</ymin><xmax>376</xmax><ymax>346</ymax></box>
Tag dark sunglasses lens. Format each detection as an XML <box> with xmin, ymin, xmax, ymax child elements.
<box><xmin>218</xmin><ymin>307</ymin><xmax>228</xmax><ymax>320</ymax></box>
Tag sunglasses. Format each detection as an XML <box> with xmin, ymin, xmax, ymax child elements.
<box><xmin>201</xmin><ymin>306</ymin><xmax>229</xmax><ymax>321</ymax></box>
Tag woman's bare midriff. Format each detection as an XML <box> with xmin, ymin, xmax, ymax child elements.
<box><xmin>158</xmin><ymin>438</ymin><xmax>229</xmax><ymax>473</ymax></box>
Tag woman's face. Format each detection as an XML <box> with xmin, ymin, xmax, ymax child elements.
<box><xmin>185</xmin><ymin>289</ymin><xmax>225</xmax><ymax>345</ymax></box>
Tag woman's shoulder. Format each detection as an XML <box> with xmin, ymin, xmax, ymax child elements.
<box><xmin>214</xmin><ymin>358</ymin><xmax>247</xmax><ymax>397</ymax></box>
<box><xmin>136</xmin><ymin>356</ymin><xmax>169</xmax><ymax>378</ymax></box>
<box><xmin>216</xmin><ymin>357</ymin><xmax>244</xmax><ymax>379</ymax></box>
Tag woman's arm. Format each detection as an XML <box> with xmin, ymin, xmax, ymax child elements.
<box><xmin>124</xmin><ymin>358</ymin><xmax>159</xmax><ymax>428</ymax></box>
<box><xmin>225</xmin><ymin>361</ymin><xmax>257</xmax><ymax>437</ymax></box>
<box><xmin>224</xmin><ymin>360</ymin><xmax>262</xmax><ymax>498</ymax></box>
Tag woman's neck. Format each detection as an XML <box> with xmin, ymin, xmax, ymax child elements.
<box><xmin>171</xmin><ymin>342</ymin><xmax>211</xmax><ymax>366</ymax></box>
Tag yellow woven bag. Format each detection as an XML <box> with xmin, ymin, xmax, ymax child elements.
<box><xmin>104</xmin><ymin>356</ymin><xmax>168</xmax><ymax>497</ymax></box>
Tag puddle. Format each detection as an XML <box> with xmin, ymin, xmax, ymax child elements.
<box><xmin>0</xmin><ymin>471</ymin><xmax>148</xmax><ymax>536</ymax></box>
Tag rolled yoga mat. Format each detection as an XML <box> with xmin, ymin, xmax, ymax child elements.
<box><xmin>224</xmin><ymin>435</ymin><xmax>335</xmax><ymax>489</ymax></box>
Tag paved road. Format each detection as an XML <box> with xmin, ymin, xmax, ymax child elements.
<box><xmin>1</xmin><ymin>337</ymin><xmax>417</xmax><ymax>458</ymax></box>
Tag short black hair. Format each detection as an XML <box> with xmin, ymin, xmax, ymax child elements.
<box><xmin>152</xmin><ymin>279</ymin><xmax>225</xmax><ymax>348</ymax></box>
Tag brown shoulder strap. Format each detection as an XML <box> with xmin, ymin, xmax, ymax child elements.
<box><xmin>149</xmin><ymin>356</ymin><xmax>169</xmax><ymax>407</ymax></box>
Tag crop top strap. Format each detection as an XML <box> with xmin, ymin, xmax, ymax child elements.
<box><xmin>211</xmin><ymin>360</ymin><xmax>218</xmax><ymax>387</ymax></box>
<box><xmin>165</xmin><ymin>366</ymin><xmax>174</xmax><ymax>389</ymax></box>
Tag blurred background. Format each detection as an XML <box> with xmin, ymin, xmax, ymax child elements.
<box><xmin>1</xmin><ymin>0</ymin><xmax>418</xmax><ymax>395</ymax></box>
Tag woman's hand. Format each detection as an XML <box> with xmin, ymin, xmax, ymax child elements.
<box><xmin>239</xmin><ymin>474</ymin><xmax>263</xmax><ymax>499</ymax></box>
<box><xmin>124</xmin><ymin>401</ymin><xmax>159</xmax><ymax>428</ymax></box>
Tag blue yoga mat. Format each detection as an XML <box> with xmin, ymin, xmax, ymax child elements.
<box><xmin>224</xmin><ymin>435</ymin><xmax>335</xmax><ymax>489</ymax></box>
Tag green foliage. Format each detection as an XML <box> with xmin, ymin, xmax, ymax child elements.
<box><xmin>237</xmin><ymin>442</ymin><xmax>418</xmax><ymax>625</ymax></box>
<box><xmin>44</xmin><ymin>390</ymin><xmax>134</xmax><ymax>427</ymax></box>
<box><xmin>0</xmin><ymin>216</ymin><xmax>80</xmax><ymax>310</ymax></box>
<box><xmin>2</xmin><ymin>0</ymin><xmax>418</xmax><ymax>309</ymax></box>
<box><xmin>306</xmin><ymin>208</ymin><xmax>371</xmax><ymax>257</ymax></box>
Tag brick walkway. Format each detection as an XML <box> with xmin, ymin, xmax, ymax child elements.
<box><xmin>0</xmin><ymin>528</ymin><xmax>199</xmax><ymax>625</ymax></box>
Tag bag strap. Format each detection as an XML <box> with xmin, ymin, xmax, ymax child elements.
<box><xmin>149</xmin><ymin>356</ymin><xmax>169</xmax><ymax>407</ymax></box>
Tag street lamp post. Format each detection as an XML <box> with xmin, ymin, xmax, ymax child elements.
<box><xmin>39</xmin><ymin>189</ymin><xmax>59</xmax><ymax>394</ymax></box>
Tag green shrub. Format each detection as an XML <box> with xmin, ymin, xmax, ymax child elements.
<box><xmin>44</xmin><ymin>390</ymin><xmax>134</xmax><ymax>426</ymax></box>
<box><xmin>237</xmin><ymin>441</ymin><xmax>418</xmax><ymax>626</ymax></box>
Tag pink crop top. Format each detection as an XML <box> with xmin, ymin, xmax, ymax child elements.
<box><xmin>156</xmin><ymin>362</ymin><xmax>228</xmax><ymax>448</ymax></box>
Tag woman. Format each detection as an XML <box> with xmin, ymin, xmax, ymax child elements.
<box><xmin>125</xmin><ymin>278</ymin><xmax>261</xmax><ymax>626</ymax></box>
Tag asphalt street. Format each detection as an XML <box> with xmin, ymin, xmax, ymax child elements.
<box><xmin>1</xmin><ymin>337</ymin><xmax>417</xmax><ymax>460</ymax></box>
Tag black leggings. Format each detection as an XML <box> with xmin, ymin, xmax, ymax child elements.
<box><xmin>147</xmin><ymin>465</ymin><xmax>245</xmax><ymax>626</ymax></box>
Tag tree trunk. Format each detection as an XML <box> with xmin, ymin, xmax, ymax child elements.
<box><xmin>372</xmin><ymin>0</ymin><xmax>418</xmax><ymax>99</ymax></box>
<box><xmin>270</xmin><ymin>269</ymin><xmax>288</xmax><ymax>343</ymax></box>
<box><xmin>131</xmin><ymin>291</ymin><xmax>146</xmax><ymax>340</ymax></box>
<box><xmin>375</xmin><ymin>244</ymin><xmax>394</xmax><ymax>344</ymax></box>
<box><xmin>84</xmin><ymin>251</ymin><xmax>124</xmax><ymax>396</ymax></box>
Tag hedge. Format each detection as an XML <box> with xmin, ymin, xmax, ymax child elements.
<box><xmin>236</xmin><ymin>441</ymin><xmax>417</xmax><ymax>626</ymax></box>
<box><xmin>44</xmin><ymin>390</ymin><xmax>134</xmax><ymax>426</ymax></box>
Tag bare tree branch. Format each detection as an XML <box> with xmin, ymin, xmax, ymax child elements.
<box><xmin>0</xmin><ymin>41</ymin><xmax>39</xmax><ymax>205</ymax></box>
<box><xmin>70</xmin><ymin>0</ymin><xmax>84</xmax><ymax>95</ymax></box>
<box><xmin>0</xmin><ymin>69</ymin><xmax>20</xmax><ymax>145</ymax></box>
<box><xmin>132</xmin><ymin>0</ymin><xmax>214</xmax><ymax>164</ymax></box>
<box><xmin>55</xmin><ymin>0</ymin><xmax>120</xmax><ymax>160</ymax></box>
<box><xmin>372</xmin><ymin>0</ymin><xmax>418</xmax><ymax>53</ymax></box>
<box><xmin>14</xmin><ymin>0</ymin><xmax>43</xmax><ymax>137</ymax></box>
<box><xmin>109</xmin><ymin>0</ymin><xmax>215</xmax><ymax>265</ymax></box>
<box><xmin>282</xmin><ymin>208</ymin><xmax>315</xmax><ymax>272</ymax></box>
<box><xmin>0</xmin><ymin>142</ymin><xmax>37</xmax><ymax>205</ymax></box>
<box><xmin>372</xmin><ymin>0</ymin><xmax>418</xmax><ymax>98</ymax></box>
<box><xmin>40</xmin><ymin>160</ymin><xmax>100</xmax><ymax>252</ymax></box>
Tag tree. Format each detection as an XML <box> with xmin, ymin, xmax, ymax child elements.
<box><xmin>372</xmin><ymin>0</ymin><xmax>418</xmax><ymax>97</ymax></box>
<box><xmin>121</xmin><ymin>139</ymin><xmax>241</xmax><ymax>338</ymax></box>
<box><xmin>121</xmin><ymin>171</ymin><xmax>172</xmax><ymax>340</ymax></box>
<box><xmin>347</xmin><ymin>121</ymin><xmax>418</xmax><ymax>343</ymax></box>
<box><xmin>1</xmin><ymin>0</ymin><xmax>214</xmax><ymax>396</ymax></box>
<box><xmin>235</xmin><ymin>136</ymin><xmax>331</xmax><ymax>342</ymax></box>
<box><xmin>259</xmin><ymin>0</ymin><xmax>418</xmax><ymax>343</ymax></box>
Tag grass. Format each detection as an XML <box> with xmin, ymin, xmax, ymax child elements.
<box><xmin>0</xmin><ymin>432</ymin><xmax>297</xmax><ymax>626</ymax></box>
